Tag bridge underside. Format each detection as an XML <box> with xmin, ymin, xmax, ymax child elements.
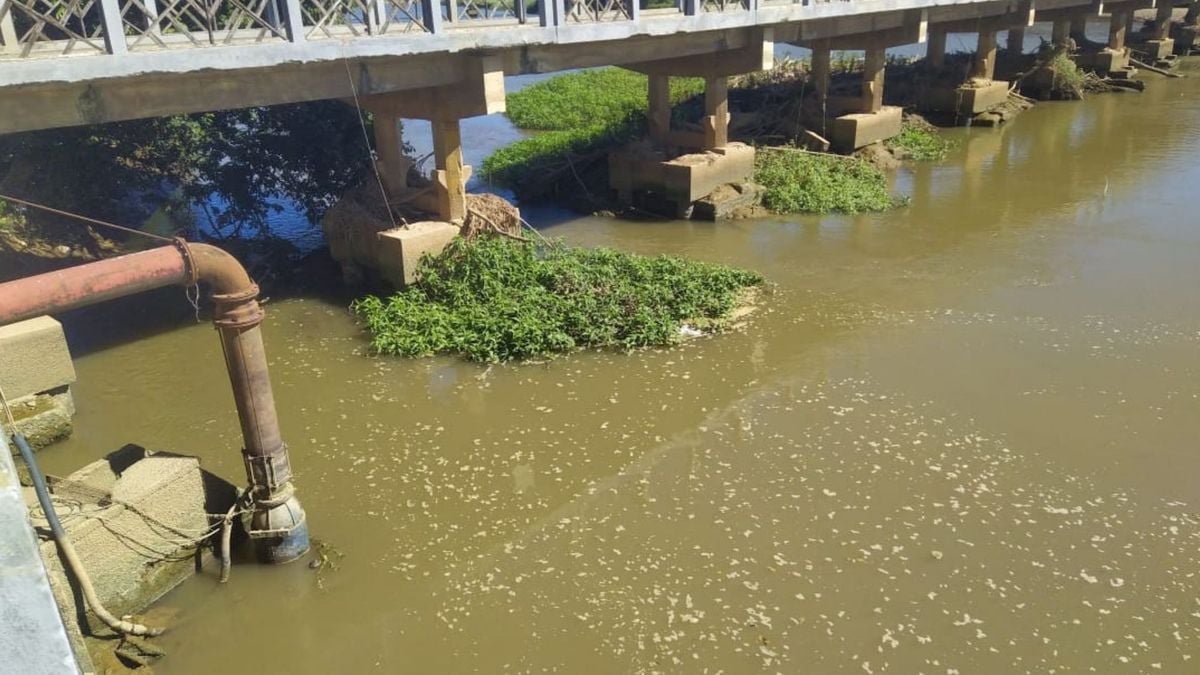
<box><xmin>0</xmin><ymin>0</ymin><xmax>1120</xmax><ymax>135</ymax></box>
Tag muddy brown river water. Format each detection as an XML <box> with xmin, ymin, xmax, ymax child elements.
<box><xmin>33</xmin><ymin>60</ymin><xmax>1200</xmax><ymax>673</ymax></box>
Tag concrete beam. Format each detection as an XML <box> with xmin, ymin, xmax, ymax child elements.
<box><xmin>360</xmin><ymin>55</ymin><xmax>505</xmax><ymax>121</ymax></box>
<box><xmin>625</xmin><ymin>28</ymin><xmax>773</xmax><ymax>77</ymax></box>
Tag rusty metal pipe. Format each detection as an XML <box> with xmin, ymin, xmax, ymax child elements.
<box><xmin>0</xmin><ymin>242</ymin><xmax>309</xmax><ymax>564</ymax></box>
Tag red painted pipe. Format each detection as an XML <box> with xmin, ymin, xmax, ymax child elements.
<box><xmin>0</xmin><ymin>242</ymin><xmax>309</xmax><ymax>564</ymax></box>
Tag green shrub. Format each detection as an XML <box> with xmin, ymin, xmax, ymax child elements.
<box><xmin>351</xmin><ymin>236</ymin><xmax>762</xmax><ymax>363</ymax></box>
<box><xmin>754</xmin><ymin>148</ymin><xmax>896</xmax><ymax>214</ymax></box>
<box><xmin>888</xmin><ymin>123</ymin><xmax>953</xmax><ymax>162</ymax></box>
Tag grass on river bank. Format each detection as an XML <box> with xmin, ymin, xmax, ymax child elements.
<box><xmin>351</xmin><ymin>235</ymin><xmax>763</xmax><ymax>363</ymax></box>
<box><xmin>483</xmin><ymin>67</ymin><xmax>914</xmax><ymax>215</ymax></box>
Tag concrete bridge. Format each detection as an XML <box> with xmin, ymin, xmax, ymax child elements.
<box><xmin>1</xmin><ymin>0</ymin><xmax>1185</xmax><ymax>223</ymax></box>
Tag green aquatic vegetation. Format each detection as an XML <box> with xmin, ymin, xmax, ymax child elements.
<box><xmin>351</xmin><ymin>236</ymin><xmax>762</xmax><ymax>363</ymax></box>
<box><xmin>505</xmin><ymin>68</ymin><xmax>703</xmax><ymax>131</ymax></box>
<box><xmin>888</xmin><ymin>123</ymin><xmax>954</xmax><ymax>162</ymax></box>
<box><xmin>482</xmin><ymin>69</ymin><xmax>704</xmax><ymax>198</ymax></box>
<box><xmin>754</xmin><ymin>148</ymin><xmax>896</xmax><ymax>215</ymax></box>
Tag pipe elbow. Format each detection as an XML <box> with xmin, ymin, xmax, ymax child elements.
<box><xmin>185</xmin><ymin>243</ymin><xmax>256</xmax><ymax>297</ymax></box>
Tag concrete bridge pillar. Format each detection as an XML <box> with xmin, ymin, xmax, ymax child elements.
<box><xmin>1152</xmin><ymin>2</ymin><xmax>1174</xmax><ymax>39</ymax></box>
<box><xmin>1006</xmin><ymin>27</ymin><xmax>1025</xmax><ymax>55</ymax></box>
<box><xmin>703</xmin><ymin>75</ymin><xmax>730</xmax><ymax>150</ymax></box>
<box><xmin>372</xmin><ymin>113</ymin><xmax>412</xmax><ymax>199</ymax></box>
<box><xmin>1188</xmin><ymin>1</ymin><xmax>1200</xmax><ymax>25</ymax></box>
<box><xmin>1070</xmin><ymin>14</ymin><xmax>1089</xmax><ymax>43</ymax></box>
<box><xmin>973</xmin><ymin>29</ymin><xmax>999</xmax><ymax>79</ymax></box>
<box><xmin>1108</xmin><ymin>8</ymin><xmax>1128</xmax><ymax>52</ymax></box>
<box><xmin>811</xmin><ymin>43</ymin><xmax>832</xmax><ymax>115</ymax></box>
<box><xmin>647</xmin><ymin>74</ymin><xmax>671</xmax><ymax>146</ymax></box>
<box><xmin>1052</xmin><ymin>17</ymin><xmax>1071</xmax><ymax>48</ymax></box>
<box><xmin>432</xmin><ymin>118</ymin><xmax>467</xmax><ymax>222</ymax></box>
<box><xmin>927</xmin><ymin>28</ymin><xmax>947</xmax><ymax>68</ymax></box>
<box><xmin>861</xmin><ymin>43</ymin><xmax>886</xmax><ymax>113</ymax></box>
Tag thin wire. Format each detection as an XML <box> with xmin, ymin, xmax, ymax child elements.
<box><xmin>0</xmin><ymin>193</ymin><xmax>174</xmax><ymax>243</ymax></box>
<box><xmin>0</xmin><ymin>382</ymin><xmax>17</xmax><ymax>430</ymax></box>
<box><xmin>340</xmin><ymin>48</ymin><xmax>401</xmax><ymax>231</ymax></box>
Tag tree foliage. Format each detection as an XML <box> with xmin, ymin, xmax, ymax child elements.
<box><xmin>0</xmin><ymin>101</ymin><xmax>372</xmax><ymax>239</ymax></box>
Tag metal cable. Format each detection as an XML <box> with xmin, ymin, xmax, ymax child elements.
<box><xmin>340</xmin><ymin>48</ymin><xmax>401</xmax><ymax>231</ymax></box>
<box><xmin>0</xmin><ymin>193</ymin><xmax>174</xmax><ymax>243</ymax></box>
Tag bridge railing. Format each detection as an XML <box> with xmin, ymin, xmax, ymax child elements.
<box><xmin>0</xmin><ymin>0</ymin><xmax>766</xmax><ymax>60</ymax></box>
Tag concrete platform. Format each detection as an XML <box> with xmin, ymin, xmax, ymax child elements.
<box><xmin>1140</xmin><ymin>38</ymin><xmax>1175</xmax><ymax>63</ymax></box>
<box><xmin>1173</xmin><ymin>25</ymin><xmax>1200</xmax><ymax>54</ymax></box>
<box><xmin>376</xmin><ymin>221</ymin><xmax>461</xmax><ymax>287</ymax></box>
<box><xmin>829</xmin><ymin>106</ymin><xmax>902</xmax><ymax>153</ymax></box>
<box><xmin>29</xmin><ymin>447</ymin><xmax>237</xmax><ymax>666</ymax></box>
<box><xmin>923</xmin><ymin>80</ymin><xmax>1010</xmax><ymax>117</ymax></box>
<box><xmin>1076</xmin><ymin>47</ymin><xmax>1132</xmax><ymax>77</ymax></box>
<box><xmin>0</xmin><ymin>433</ymin><xmax>80</xmax><ymax>674</ymax></box>
<box><xmin>610</xmin><ymin>142</ymin><xmax>756</xmax><ymax>219</ymax></box>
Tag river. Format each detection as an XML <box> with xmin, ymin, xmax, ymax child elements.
<box><xmin>32</xmin><ymin>53</ymin><xmax>1200</xmax><ymax>673</ymax></box>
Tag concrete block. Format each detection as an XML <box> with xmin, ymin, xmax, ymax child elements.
<box><xmin>0</xmin><ymin>316</ymin><xmax>75</xmax><ymax>400</ymax></box>
<box><xmin>1142</xmin><ymin>38</ymin><xmax>1175</xmax><ymax>62</ymax></box>
<box><xmin>1077</xmin><ymin>47</ymin><xmax>1131</xmax><ymax>76</ymax></box>
<box><xmin>376</xmin><ymin>221</ymin><xmax>461</xmax><ymax>287</ymax></box>
<box><xmin>830</xmin><ymin>106</ymin><xmax>902</xmax><ymax>153</ymax></box>
<box><xmin>610</xmin><ymin>143</ymin><xmax>756</xmax><ymax>218</ymax></box>
<box><xmin>959</xmin><ymin>80</ymin><xmax>1010</xmax><ymax>114</ymax></box>
<box><xmin>692</xmin><ymin>183</ymin><xmax>764</xmax><ymax>221</ymax></box>
<box><xmin>4</xmin><ymin>390</ymin><xmax>74</xmax><ymax>451</ymax></box>
<box><xmin>31</xmin><ymin>448</ymin><xmax>236</xmax><ymax>647</ymax></box>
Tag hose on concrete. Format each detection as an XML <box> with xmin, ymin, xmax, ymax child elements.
<box><xmin>11</xmin><ymin>432</ymin><xmax>165</xmax><ymax>637</ymax></box>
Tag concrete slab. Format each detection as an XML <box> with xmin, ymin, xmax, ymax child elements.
<box><xmin>31</xmin><ymin>447</ymin><xmax>236</xmax><ymax>655</ymax></box>
<box><xmin>611</xmin><ymin>143</ymin><xmax>756</xmax><ymax>218</ymax></box>
<box><xmin>923</xmin><ymin>80</ymin><xmax>1009</xmax><ymax>116</ymax></box>
<box><xmin>0</xmin><ymin>433</ymin><xmax>81</xmax><ymax>675</ymax></box>
<box><xmin>376</xmin><ymin>221</ymin><xmax>462</xmax><ymax>287</ymax></box>
<box><xmin>830</xmin><ymin>106</ymin><xmax>902</xmax><ymax>153</ymax></box>
<box><xmin>0</xmin><ymin>316</ymin><xmax>75</xmax><ymax>400</ymax></box>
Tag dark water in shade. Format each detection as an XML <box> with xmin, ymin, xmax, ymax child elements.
<box><xmin>33</xmin><ymin>54</ymin><xmax>1200</xmax><ymax>673</ymax></box>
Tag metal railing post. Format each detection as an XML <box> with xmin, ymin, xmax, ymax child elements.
<box><xmin>143</xmin><ymin>0</ymin><xmax>161</xmax><ymax>35</ymax></box>
<box><xmin>684</xmin><ymin>0</ymin><xmax>698</xmax><ymax>16</ymax></box>
<box><xmin>367</xmin><ymin>0</ymin><xmax>383</xmax><ymax>34</ymax></box>
<box><xmin>280</xmin><ymin>0</ymin><xmax>306</xmax><ymax>42</ymax></box>
<box><xmin>446</xmin><ymin>0</ymin><xmax>458</xmax><ymax>23</ymax></box>
<box><xmin>541</xmin><ymin>0</ymin><xmax>563</xmax><ymax>25</ymax></box>
<box><xmin>99</xmin><ymin>0</ymin><xmax>128</xmax><ymax>54</ymax></box>
<box><xmin>1</xmin><ymin>9</ymin><xmax>18</xmax><ymax>54</ymax></box>
<box><xmin>628</xmin><ymin>0</ymin><xmax>639</xmax><ymax>20</ymax></box>
<box><xmin>516</xmin><ymin>0</ymin><xmax>528</xmax><ymax>23</ymax></box>
<box><xmin>421</xmin><ymin>0</ymin><xmax>443</xmax><ymax>32</ymax></box>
